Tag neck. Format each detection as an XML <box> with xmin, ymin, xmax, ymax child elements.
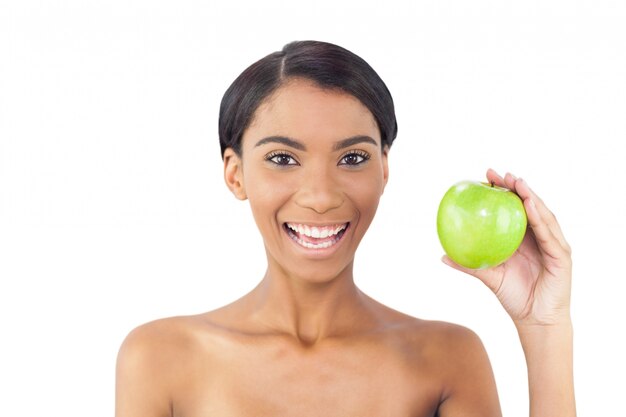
<box><xmin>244</xmin><ymin>260</ymin><xmax>374</xmax><ymax>346</ymax></box>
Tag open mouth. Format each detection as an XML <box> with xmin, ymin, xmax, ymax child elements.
<box><xmin>283</xmin><ymin>222</ymin><xmax>349</xmax><ymax>250</ymax></box>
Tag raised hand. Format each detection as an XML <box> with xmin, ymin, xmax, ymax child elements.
<box><xmin>442</xmin><ymin>169</ymin><xmax>573</xmax><ymax>328</ymax></box>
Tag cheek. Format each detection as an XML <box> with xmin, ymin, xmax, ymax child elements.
<box><xmin>245</xmin><ymin>171</ymin><xmax>295</xmax><ymax>222</ymax></box>
<box><xmin>342</xmin><ymin>172</ymin><xmax>385</xmax><ymax>219</ymax></box>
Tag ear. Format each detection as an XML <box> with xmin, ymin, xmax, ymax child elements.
<box><xmin>381</xmin><ymin>145</ymin><xmax>390</xmax><ymax>194</ymax></box>
<box><xmin>223</xmin><ymin>148</ymin><xmax>247</xmax><ymax>200</ymax></box>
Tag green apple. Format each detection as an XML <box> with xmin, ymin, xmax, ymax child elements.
<box><xmin>437</xmin><ymin>181</ymin><xmax>527</xmax><ymax>269</ymax></box>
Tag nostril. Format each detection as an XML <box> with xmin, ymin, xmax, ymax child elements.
<box><xmin>295</xmin><ymin>190</ymin><xmax>344</xmax><ymax>213</ymax></box>
<box><xmin>296</xmin><ymin>197</ymin><xmax>344</xmax><ymax>214</ymax></box>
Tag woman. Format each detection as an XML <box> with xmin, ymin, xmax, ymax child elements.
<box><xmin>115</xmin><ymin>40</ymin><xmax>575</xmax><ymax>416</ymax></box>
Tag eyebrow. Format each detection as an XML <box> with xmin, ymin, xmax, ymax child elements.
<box><xmin>332</xmin><ymin>135</ymin><xmax>378</xmax><ymax>151</ymax></box>
<box><xmin>254</xmin><ymin>135</ymin><xmax>378</xmax><ymax>151</ymax></box>
<box><xmin>254</xmin><ymin>136</ymin><xmax>306</xmax><ymax>150</ymax></box>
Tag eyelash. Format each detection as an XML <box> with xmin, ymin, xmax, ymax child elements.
<box><xmin>265</xmin><ymin>150</ymin><xmax>299</xmax><ymax>166</ymax></box>
<box><xmin>339</xmin><ymin>149</ymin><xmax>371</xmax><ymax>166</ymax></box>
<box><xmin>264</xmin><ymin>150</ymin><xmax>371</xmax><ymax>167</ymax></box>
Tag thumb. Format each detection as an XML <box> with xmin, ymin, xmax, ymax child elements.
<box><xmin>441</xmin><ymin>255</ymin><xmax>503</xmax><ymax>294</ymax></box>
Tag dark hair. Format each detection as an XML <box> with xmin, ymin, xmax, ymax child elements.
<box><xmin>218</xmin><ymin>40</ymin><xmax>398</xmax><ymax>157</ymax></box>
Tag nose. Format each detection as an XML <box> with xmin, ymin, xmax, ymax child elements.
<box><xmin>295</xmin><ymin>165</ymin><xmax>344</xmax><ymax>214</ymax></box>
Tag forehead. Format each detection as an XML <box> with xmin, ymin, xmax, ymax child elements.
<box><xmin>242</xmin><ymin>78</ymin><xmax>380</xmax><ymax>148</ymax></box>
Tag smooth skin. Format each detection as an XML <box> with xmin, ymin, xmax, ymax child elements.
<box><xmin>116</xmin><ymin>78</ymin><xmax>575</xmax><ymax>417</ymax></box>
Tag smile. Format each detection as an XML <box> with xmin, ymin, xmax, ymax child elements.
<box><xmin>283</xmin><ymin>222</ymin><xmax>349</xmax><ymax>249</ymax></box>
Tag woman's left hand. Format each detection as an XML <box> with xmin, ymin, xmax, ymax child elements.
<box><xmin>442</xmin><ymin>169</ymin><xmax>573</xmax><ymax>328</ymax></box>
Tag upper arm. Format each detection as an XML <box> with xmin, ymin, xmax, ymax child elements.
<box><xmin>115</xmin><ymin>323</ymin><xmax>173</xmax><ymax>417</ymax></box>
<box><xmin>435</xmin><ymin>325</ymin><xmax>502</xmax><ymax>417</ymax></box>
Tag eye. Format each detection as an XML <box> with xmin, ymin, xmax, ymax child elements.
<box><xmin>265</xmin><ymin>151</ymin><xmax>299</xmax><ymax>166</ymax></box>
<box><xmin>339</xmin><ymin>150</ymin><xmax>370</xmax><ymax>166</ymax></box>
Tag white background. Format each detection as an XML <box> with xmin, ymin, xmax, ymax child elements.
<box><xmin>1</xmin><ymin>0</ymin><xmax>624</xmax><ymax>415</ymax></box>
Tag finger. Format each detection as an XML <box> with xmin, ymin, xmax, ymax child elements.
<box><xmin>498</xmin><ymin>173</ymin><xmax>571</xmax><ymax>255</ymax></box>
<box><xmin>523</xmin><ymin>197</ymin><xmax>571</xmax><ymax>266</ymax></box>
<box><xmin>486</xmin><ymin>170</ymin><xmax>572</xmax><ymax>259</ymax></box>
<box><xmin>513</xmin><ymin>178</ymin><xmax>549</xmax><ymax>215</ymax></box>
<box><xmin>486</xmin><ymin>168</ymin><xmax>507</xmax><ymax>188</ymax></box>
<box><xmin>516</xmin><ymin>179</ymin><xmax>571</xmax><ymax>254</ymax></box>
<box><xmin>487</xmin><ymin>169</ymin><xmax>518</xmax><ymax>193</ymax></box>
<box><xmin>441</xmin><ymin>255</ymin><xmax>504</xmax><ymax>295</ymax></box>
<box><xmin>503</xmin><ymin>172</ymin><xmax>518</xmax><ymax>191</ymax></box>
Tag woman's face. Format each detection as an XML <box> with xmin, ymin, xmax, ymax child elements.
<box><xmin>224</xmin><ymin>78</ymin><xmax>389</xmax><ymax>283</ymax></box>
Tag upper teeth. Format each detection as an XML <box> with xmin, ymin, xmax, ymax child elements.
<box><xmin>287</xmin><ymin>223</ymin><xmax>347</xmax><ymax>238</ymax></box>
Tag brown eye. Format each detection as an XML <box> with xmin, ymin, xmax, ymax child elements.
<box><xmin>265</xmin><ymin>152</ymin><xmax>299</xmax><ymax>166</ymax></box>
<box><xmin>339</xmin><ymin>151</ymin><xmax>370</xmax><ymax>166</ymax></box>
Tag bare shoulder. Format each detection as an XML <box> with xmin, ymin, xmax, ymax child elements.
<box><xmin>410</xmin><ymin>319</ymin><xmax>486</xmax><ymax>354</ymax></box>
<box><xmin>115</xmin><ymin>315</ymin><xmax>213</xmax><ymax>417</ymax></box>
<box><xmin>381</xmin><ymin>314</ymin><xmax>487</xmax><ymax>367</ymax></box>
<box><xmin>118</xmin><ymin>316</ymin><xmax>197</xmax><ymax>363</ymax></box>
<box><xmin>116</xmin><ymin>312</ymin><xmax>235</xmax><ymax>376</ymax></box>
<box><xmin>402</xmin><ymin>319</ymin><xmax>501</xmax><ymax>416</ymax></box>
<box><xmin>367</xmin><ymin>299</ymin><xmax>487</xmax><ymax>360</ymax></box>
<box><xmin>384</xmin><ymin>316</ymin><xmax>500</xmax><ymax>416</ymax></box>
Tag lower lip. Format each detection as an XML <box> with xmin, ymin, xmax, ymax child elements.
<box><xmin>283</xmin><ymin>223</ymin><xmax>350</xmax><ymax>255</ymax></box>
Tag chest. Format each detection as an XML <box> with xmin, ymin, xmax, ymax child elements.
<box><xmin>172</xmin><ymin>340</ymin><xmax>441</xmax><ymax>417</ymax></box>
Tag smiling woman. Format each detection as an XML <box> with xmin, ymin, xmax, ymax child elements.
<box><xmin>224</xmin><ymin>77</ymin><xmax>390</xmax><ymax>284</ymax></box>
<box><xmin>115</xmin><ymin>40</ymin><xmax>576</xmax><ymax>417</ymax></box>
